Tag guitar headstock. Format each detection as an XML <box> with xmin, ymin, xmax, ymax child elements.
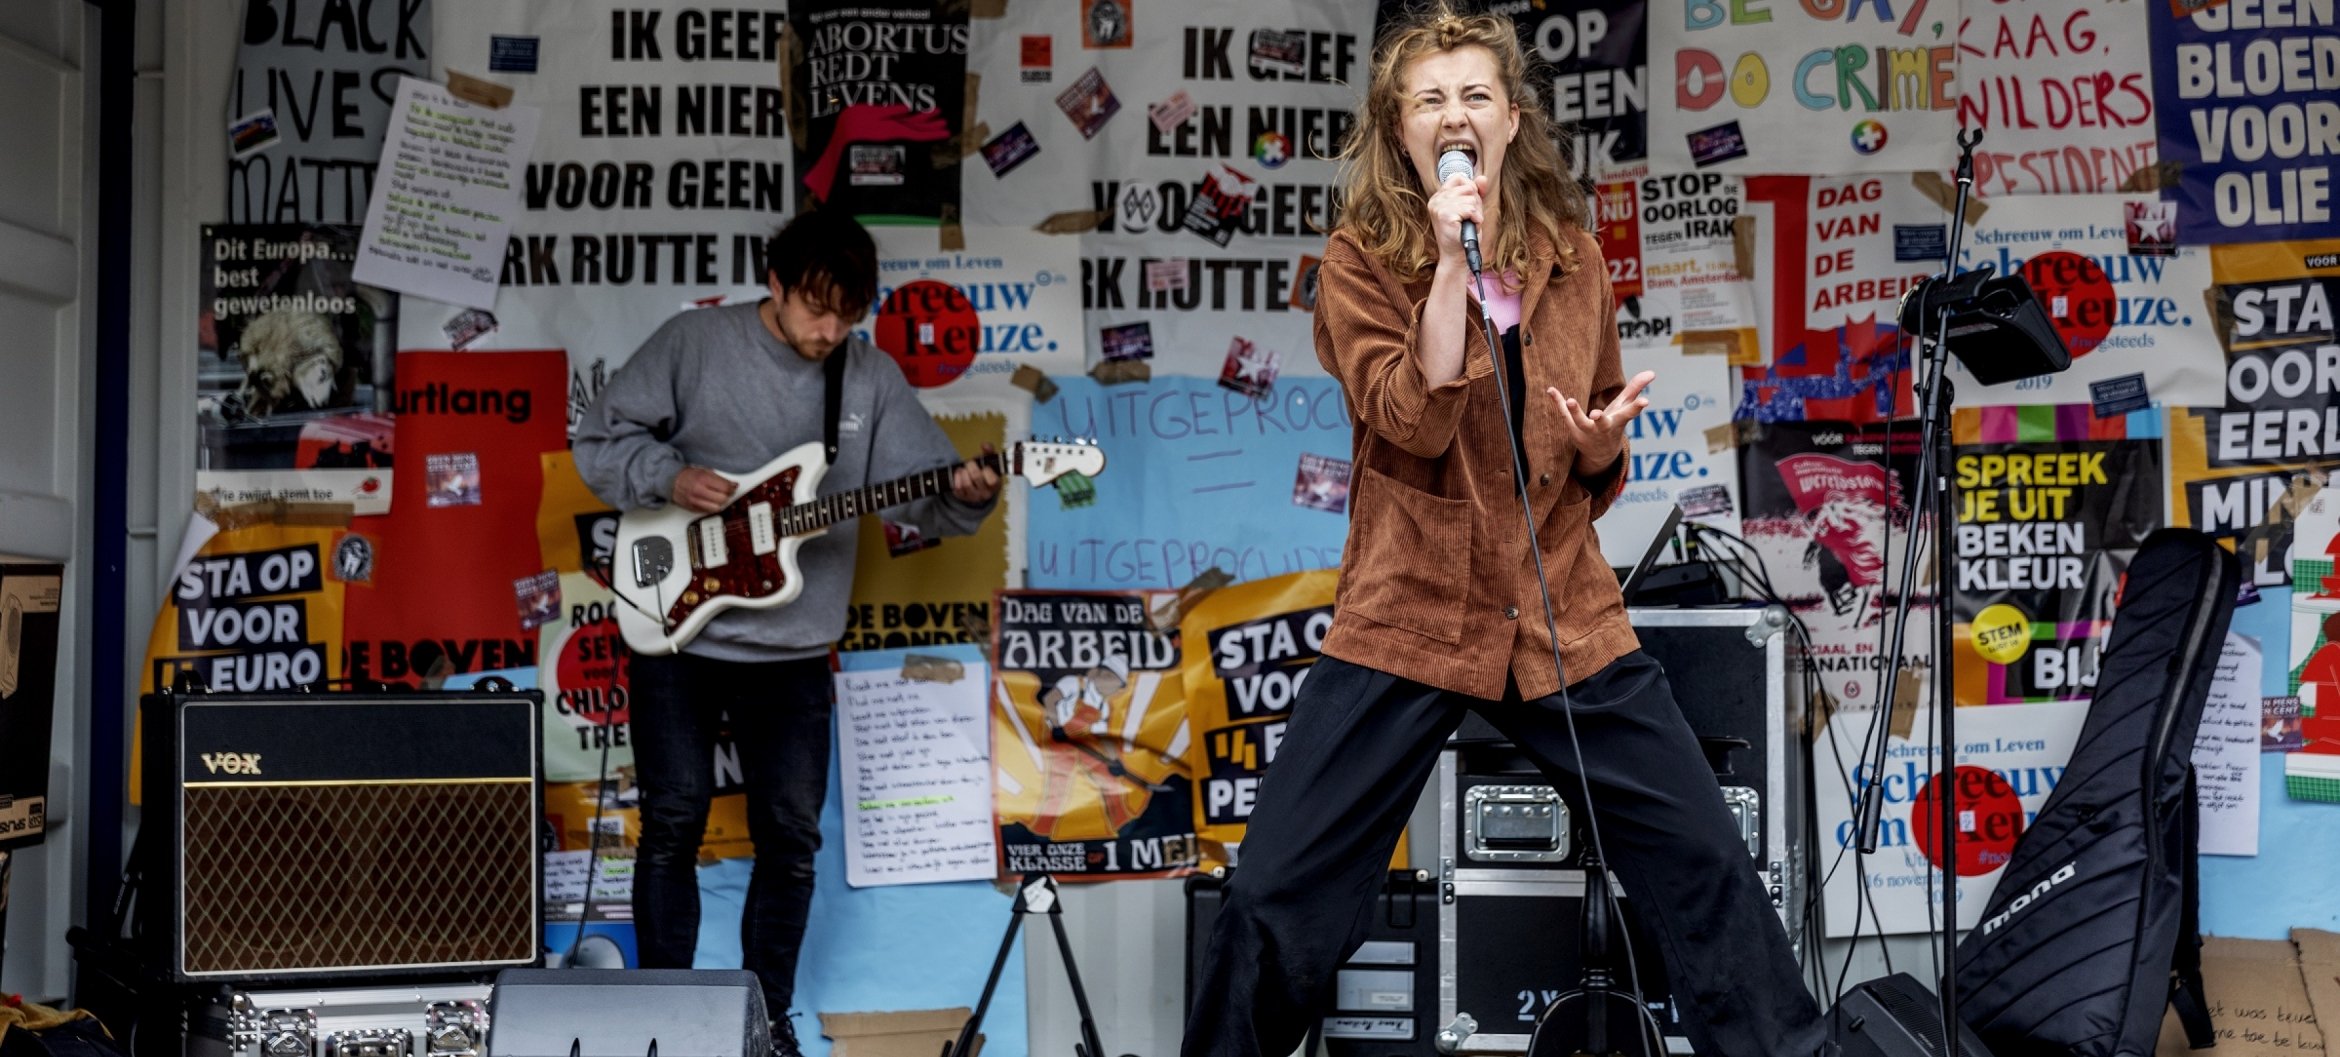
<box><xmin>1012</xmin><ymin>438</ymin><xmax>1107</xmax><ymax>487</ymax></box>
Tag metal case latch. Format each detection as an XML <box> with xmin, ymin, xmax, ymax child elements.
<box><xmin>1463</xmin><ymin>784</ymin><xmax>1571</xmax><ymax>862</ymax></box>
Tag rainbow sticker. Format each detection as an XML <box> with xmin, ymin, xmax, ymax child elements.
<box><xmin>1850</xmin><ymin>120</ymin><xmax>1889</xmax><ymax>155</ymax></box>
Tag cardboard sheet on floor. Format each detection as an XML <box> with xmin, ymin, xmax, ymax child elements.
<box><xmin>2155</xmin><ymin>936</ymin><xmax>2324</xmax><ymax>1057</ymax></box>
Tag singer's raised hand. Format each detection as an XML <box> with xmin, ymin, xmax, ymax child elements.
<box><xmin>1428</xmin><ymin>171</ymin><xmax>1488</xmax><ymax>264</ymax></box>
<box><xmin>1549</xmin><ymin>370</ymin><xmax>1654</xmax><ymax>476</ymax></box>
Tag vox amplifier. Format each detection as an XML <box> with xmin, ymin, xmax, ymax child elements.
<box><xmin>140</xmin><ymin>689</ymin><xmax>544</xmax><ymax>983</ymax></box>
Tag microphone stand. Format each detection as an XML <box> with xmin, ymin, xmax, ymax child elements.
<box><xmin>1851</xmin><ymin>126</ymin><xmax>1984</xmax><ymax>1057</ymax></box>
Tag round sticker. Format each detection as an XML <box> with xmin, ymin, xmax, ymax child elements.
<box><xmin>871</xmin><ymin>279</ymin><xmax>979</xmax><ymax>388</ymax></box>
<box><xmin>1913</xmin><ymin>764</ymin><xmax>2025</xmax><ymax>877</ymax></box>
<box><xmin>1850</xmin><ymin>120</ymin><xmax>1889</xmax><ymax>155</ymax></box>
<box><xmin>1970</xmin><ymin>603</ymin><xmax>2033</xmax><ymax>666</ymax></box>
<box><xmin>2018</xmin><ymin>250</ymin><xmax>2117</xmax><ymax>359</ymax></box>
<box><xmin>553</xmin><ymin>618</ymin><xmax>631</xmax><ymax>729</ymax></box>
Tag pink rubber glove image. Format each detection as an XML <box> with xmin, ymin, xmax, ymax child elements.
<box><xmin>801</xmin><ymin>104</ymin><xmax>950</xmax><ymax>204</ymax></box>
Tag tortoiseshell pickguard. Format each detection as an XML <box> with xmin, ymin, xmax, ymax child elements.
<box><xmin>663</xmin><ymin>467</ymin><xmax>803</xmax><ymax>629</ymax></box>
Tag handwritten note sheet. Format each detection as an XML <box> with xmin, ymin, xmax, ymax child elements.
<box><xmin>835</xmin><ymin>662</ymin><xmax>998</xmax><ymax>887</ymax></box>
<box><xmin>2196</xmin><ymin>634</ymin><xmax>2263</xmax><ymax>857</ymax></box>
<box><xmin>354</xmin><ymin>76</ymin><xmax>539</xmax><ymax>309</ymax></box>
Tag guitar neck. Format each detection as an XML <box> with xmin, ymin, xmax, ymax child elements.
<box><xmin>784</xmin><ymin>450</ymin><xmax>1008</xmax><ymax>534</ymax></box>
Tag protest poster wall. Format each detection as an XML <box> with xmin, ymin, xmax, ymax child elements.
<box><xmin>1503</xmin><ymin>0</ymin><xmax>1650</xmax><ymax>178</ymax></box>
<box><xmin>131</xmin><ymin>506</ymin><xmax>353</xmax><ymax>804</ymax></box>
<box><xmin>1737</xmin><ymin>176</ymin><xmax>1936</xmax><ymax>425</ymax></box>
<box><xmin>991</xmin><ymin>589</ymin><xmax>1199</xmax><ymax>879</ymax></box>
<box><xmin>2149</xmin><ymin>0</ymin><xmax>2339</xmax><ymax>244</ymax></box>
<box><xmin>841</xmin><ymin>413</ymin><xmax>1014</xmax><ymax>652</ymax></box>
<box><xmin>1174</xmin><ymin>569</ymin><xmax>1337</xmax><ymax>872</ymax></box>
<box><xmin>1814</xmin><ymin>701</ymin><xmax>2088</xmax><ymax>936</ymax></box>
<box><xmin>965</xmin><ymin>0</ymin><xmax>1370</xmax><ymax>377</ymax></box>
<box><xmin>1603</xmin><ymin>345</ymin><xmax>1742</xmax><ymax>566</ymax></box>
<box><xmin>228</xmin><ymin>0</ymin><xmax>433</xmax><ymax>224</ymax></box>
<box><xmin>2289</xmin><ymin>489</ymin><xmax>2340</xmax><ymax>716</ymax></box>
<box><xmin>1647</xmin><ymin>0</ymin><xmax>1960</xmax><ymax>175</ymax></box>
<box><xmin>2168</xmin><ymin>239</ymin><xmax>2340</xmax><ymax>586</ymax></box>
<box><xmin>1948</xmin><ymin>194</ymin><xmax>2223</xmax><ymax>408</ymax></box>
<box><xmin>420</xmin><ymin>3</ymin><xmax>791</xmax><ymax>424</ymax></box>
<box><xmin>342</xmin><ymin>351</ymin><xmax>569</xmax><ymax>685</ymax></box>
<box><xmin>140</xmin><ymin>507</ymin><xmax>348</xmax><ymax>699</ymax></box>
<box><xmin>198</xmin><ymin>223</ymin><xmax>396</xmax><ymax>513</ymax></box>
<box><xmin>1608</xmin><ymin>172</ymin><xmax>1760</xmax><ymax>356</ymax></box>
<box><xmin>865</xmin><ymin>226</ymin><xmax>1086</xmax><ymax>400</ymax></box>
<box><xmin>1025</xmin><ymin>376</ymin><xmax>1350</xmax><ymax>591</ymax></box>
<box><xmin>1736</xmin><ymin>419</ymin><xmax>1930</xmax><ymax>715</ymax></box>
<box><xmin>1955</xmin><ymin>0</ymin><xmax>2159</xmax><ymax>195</ymax></box>
<box><xmin>1598</xmin><ymin>172</ymin><xmax>1755</xmax><ymax>561</ymax></box>
<box><xmin>788</xmin><ymin>0</ymin><xmax>969</xmax><ymax>221</ymax></box>
<box><xmin>1950</xmin><ymin>405</ymin><xmax>2165</xmax><ymax>705</ymax></box>
<box><xmin>534</xmin><ymin>452</ymin><xmax>630</xmax><ymax>783</ymax></box>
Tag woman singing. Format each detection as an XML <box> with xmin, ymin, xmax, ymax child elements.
<box><xmin>1181</xmin><ymin>8</ymin><xmax>1831</xmax><ymax>1057</ymax></box>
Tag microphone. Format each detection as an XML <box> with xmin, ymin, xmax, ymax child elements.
<box><xmin>1437</xmin><ymin>148</ymin><xmax>1483</xmax><ymax>275</ymax></box>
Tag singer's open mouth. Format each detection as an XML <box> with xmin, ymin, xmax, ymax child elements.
<box><xmin>1439</xmin><ymin>143</ymin><xmax>1477</xmax><ymax>164</ymax></box>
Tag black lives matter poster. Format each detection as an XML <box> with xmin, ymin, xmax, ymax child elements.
<box><xmin>229</xmin><ymin>0</ymin><xmax>432</xmax><ymax>224</ymax></box>
<box><xmin>790</xmin><ymin>0</ymin><xmax>970</xmax><ymax>221</ymax></box>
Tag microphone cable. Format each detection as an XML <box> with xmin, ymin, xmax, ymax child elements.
<box><xmin>1466</xmin><ymin>252</ymin><xmax>1666</xmax><ymax>1053</ymax></box>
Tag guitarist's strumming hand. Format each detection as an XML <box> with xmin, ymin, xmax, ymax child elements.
<box><xmin>951</xmin><ymin>444</ymin><xmax>1004</xmax><ymax>505</ymax></box>
<box><xmin>671</xmin><ymin>465</ymin><xmax>738</xmax><ymax>514</ymax></box>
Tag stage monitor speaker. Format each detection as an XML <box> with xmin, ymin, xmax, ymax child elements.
<box><xmin>1832</xmin><ymin>974</ymin><xmax>1994</xmax><ymax>1057</ymax></box>
<box><xmin>140</xmin><ymin>688</ymin><xmax>544</xmax><ymax>982</ymax></box>
<box><xmin>486</xmin><ymin>969</ymin><xmax>772</xmax><ymax>1057</ymax></box>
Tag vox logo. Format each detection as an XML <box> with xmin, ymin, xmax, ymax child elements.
<box><xmin>199</xmin><ymin>752</ymin><xmax>263</xmax><ymax>776</ymax></box>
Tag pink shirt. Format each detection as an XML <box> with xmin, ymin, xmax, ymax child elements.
<box><xmin>1476</xmin><ymin>272</ymin><xmax>1523</xmax><ymax>333</ymax></box>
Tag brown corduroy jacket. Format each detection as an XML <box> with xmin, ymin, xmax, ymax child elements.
<box><xmin>1313</xmin><ymin>224</ymin><xmax>1638</xmax><ymax>701</ymax></box>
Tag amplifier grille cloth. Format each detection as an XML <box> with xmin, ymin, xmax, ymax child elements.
<box><xmin>180</xmin><ymin>781</ymin><xmax>535</xmax><ymax>974</ymax></box>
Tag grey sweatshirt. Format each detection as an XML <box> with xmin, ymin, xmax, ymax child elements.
<box><xmin>572</xmin><ymin>301</ymin><xmax>993</xmax><ymax>661</ymax></box>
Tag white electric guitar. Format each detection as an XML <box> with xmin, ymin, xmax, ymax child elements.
<box><xmin>611</xmin><ymin>438</ymin><xmax>1106</xmax><ymax>656</ymax></box>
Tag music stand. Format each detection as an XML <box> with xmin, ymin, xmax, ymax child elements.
<box><xmin>1616</xmin><ymin>504</ymin><xmax>1685</xmax><ymax>600</ymax></box>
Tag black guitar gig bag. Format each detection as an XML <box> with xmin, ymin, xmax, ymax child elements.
<box><xmin>1952</xmin><ymin>528</ymin><xmax>2239</xmax><ymax>1057</ymax></box>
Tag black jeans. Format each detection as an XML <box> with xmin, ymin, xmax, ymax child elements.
<box><xmin>1183</xmin><ymin>651</ymin><xmax>1825</xmax><ymax>1057</ymax></box>
<box><xmin>629</xmin><ymin>652</ymin><xmax>833</xmax><ymax>1016</ymax></box>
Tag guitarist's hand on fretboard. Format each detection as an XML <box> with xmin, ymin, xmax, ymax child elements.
<box><xmin>950</xmin><ymin>444</ymin><xmax>1004</xmax><ymax>504</ymax></box>
<box><xmin>671</xmin><ymin>465</ymin><xmax>738</xmax><ymax>514</ymax></box>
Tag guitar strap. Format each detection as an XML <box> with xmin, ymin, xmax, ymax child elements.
<box><xmin>822</xmin><ymin>346</ymin><xmax>848</xmax><ymax>465</ymax></box>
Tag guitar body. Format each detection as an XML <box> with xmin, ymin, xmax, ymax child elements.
<box><xmin>608</xmin><ymin>437</ymin><xmax>1106</xmax><ymax>656</ymax></box>
<box><xmin>613</xmin><ymin>441</ymin><xmax>829</xmax><ymax>656</ymax></box>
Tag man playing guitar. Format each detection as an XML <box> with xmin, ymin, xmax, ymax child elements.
<box><xmin>573</xmin><ymin>208</ymin><xmax>1002</xmax><ymax>1057</ymax></box>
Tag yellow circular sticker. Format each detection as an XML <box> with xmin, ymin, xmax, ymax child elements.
<box><xmin>1971</xmin><ymin>604</ymin><xmax>2033</xmax><ymax>666</ymax></box>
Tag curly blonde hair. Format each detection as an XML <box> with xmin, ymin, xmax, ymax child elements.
<box><xmin>1337</xmin><ymin>2</ymin><xmax>1588</xmax><ymax>282</ymax></box>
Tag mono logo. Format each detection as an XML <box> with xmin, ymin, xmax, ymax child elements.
<box><xmin>1979</xmin><ymin>860</ymin><xmax>2077</xmax><ymax>935</ymax></box>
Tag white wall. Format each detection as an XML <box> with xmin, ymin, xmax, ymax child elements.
<box><xmin>0</xmin><ymin>0</ymin><xmax>97</xmax><ymax>1005</ymax></box>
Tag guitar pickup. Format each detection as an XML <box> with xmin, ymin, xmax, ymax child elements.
<box><xmin>747</xmin><ymin>502</ymin><xmax>777</xmax><ymax>554</ymax></box>
<box><xmin>693</xmin><ymin>516</ymin><xmax>729</xmax><ymax>569</ymax></box>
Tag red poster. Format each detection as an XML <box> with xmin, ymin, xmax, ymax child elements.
<box><xmin>1594</xmin><ymin>178</ymin><xmax>1644</xmax><ymax>298</ymax></box>
<box><xmin>343</xmin><ymin>350</ymin><xmax>569</xmax><ymax>684</ymax></box>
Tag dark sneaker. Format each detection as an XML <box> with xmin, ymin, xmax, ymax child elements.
<box><xmin>770</xmin><ymin>1013</ymin><xmax>805</xmax><ymax>1057</ymax></box>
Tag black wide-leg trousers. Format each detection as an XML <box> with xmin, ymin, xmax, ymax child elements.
<box><xmin>1182</xmin><ymin>650</ymin><xmax>1825</xmax><ymax>1057</ymax></box>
